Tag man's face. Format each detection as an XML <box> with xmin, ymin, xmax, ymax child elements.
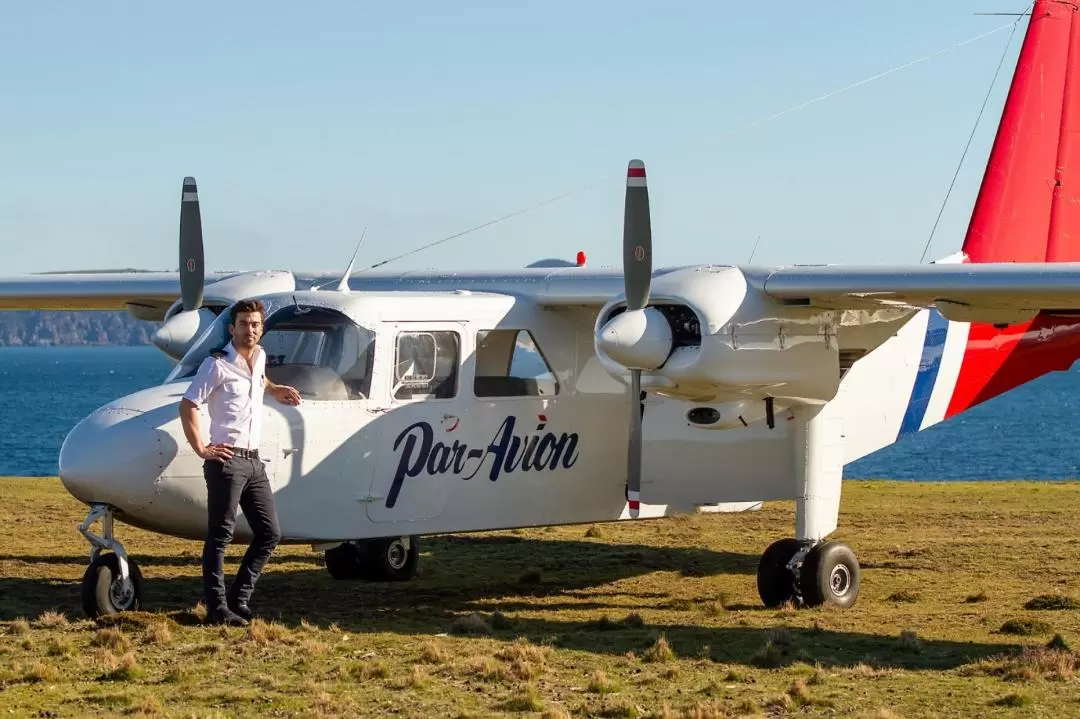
<box><xmin>229</xmin><ymin>311</ymin><xmax>264</xmax><ymax>348</ymax></box>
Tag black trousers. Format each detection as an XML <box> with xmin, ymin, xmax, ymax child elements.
<box><xmin>202</xmin><ymin>456</ymin><xmax>281</xmax><ymax>613</ymax></box>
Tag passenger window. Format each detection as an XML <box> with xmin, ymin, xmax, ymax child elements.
<box><xmin>474</xmin><ymin>329</ymin><xmax>559</xmax><ymax>397</ymax></box>
<box><xmin>393</xmin><ymin>331</ymin><xmax>459</xmax><ymax>400</ymax></box>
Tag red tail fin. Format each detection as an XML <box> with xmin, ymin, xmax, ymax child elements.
<box><xmin>963</xmin><ymin>0</ymin><xmax>1080</xmax><ymax>262</ymax></box>
<box><xmin>948</xmin><ymin>0</ymin><xmax>1080</xmax><ymax>416</ymax></box>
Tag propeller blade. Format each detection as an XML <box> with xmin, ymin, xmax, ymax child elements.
<box><xmin>627</xmin><ymin>368</ymin><xmax>642</xmax><ymax>518</ymax></box>
<box><xmin>179</xmin><ymin>177</ymin><xmax>205</xmax><ymax>312</ymax></box>
<box><xmin>623</xmin><ymin>159</ymin><xmax>652</xmax><ymax>311</ymax></box>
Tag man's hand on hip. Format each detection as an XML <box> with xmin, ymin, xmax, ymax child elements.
<box><xmin>199</xmin><ymin>444</ymin><xmax>234</xmax><ymax>462</ymax></box>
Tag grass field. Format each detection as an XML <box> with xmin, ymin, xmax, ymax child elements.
<box><xmin>3</xmin><ymin>477</ymin><xmax>1080</xmax><ymax>718</ymax></box>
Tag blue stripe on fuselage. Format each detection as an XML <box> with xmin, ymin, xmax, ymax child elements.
<box><xmin>897</xmin><ymin>309</ymin><xmax>950</xmax><ymax>439</ymax></box>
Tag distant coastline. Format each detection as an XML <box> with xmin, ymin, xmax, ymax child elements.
<box><xmin>0</xmin><ymin>310</ymin><xmax>158</xmax><ymax>346</ymax></box>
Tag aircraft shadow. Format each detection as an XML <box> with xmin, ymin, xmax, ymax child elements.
<box><xmin>0</xmin><ymin>534</ymin><xmax>754</xmax><ymax>617</ymax></box>
<box><xmin>0</xmin><ymin>533</ymin><xmax>1022</xmax><ymax>670</ymax></box>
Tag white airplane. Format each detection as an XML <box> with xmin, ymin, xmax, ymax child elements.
<box><xmin>5</xmin><ymin>0</ymin><xmax>1080</xmax><ymax>619</ymax></box>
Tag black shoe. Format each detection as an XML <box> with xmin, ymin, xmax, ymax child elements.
<box><xmin>229</xmin><ymin>602</ymin><xmax>253</xmax><ymax>621</ymax></box>
<box><xmin>206</xmin><ymin>608</ymin><xmax>249</xmax><ymax>627</ymax></box>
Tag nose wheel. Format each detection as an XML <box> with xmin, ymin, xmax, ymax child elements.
<box><xmin>78</xmin><ymin>504</ymin><xmax>144</xmax><ymax>617</ymax></box>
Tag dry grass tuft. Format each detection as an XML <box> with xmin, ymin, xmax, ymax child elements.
<box><xmin>450</xmin><ymin>612</ymin><xmax>492</xmax><ymax>636</ymax></box>
<box><xmin>99</xmin><ymin>651</ymin><xmax>144</xmax><ymax>682</ymax></box>
<box><xmin>32</xmin><ymin>610</ymin><xmax>68</xmax><ymax>628</ymax></box>
<box><xmin>999</xmin><ymin>617</ymin><xmax>1053</xmax><ymax>635</ymax></box>
<box><xmin>45</xmin><ymin>637</ymin><xmax>73</xmax><ymax>657</ymax></box>
<box><xmin>643</xmin><ymin>633</ymin><xmax>676</xmax><ymax>662</ymax></box>
<box><xmin>500</xmin><ymin>683</ymin><xmax>544</xmax><ymax>712</ymax></box>
<box><xmin>22</xmin><ymin>661</ymin><xmax>60</xmax><ymax>684</ymax></box>
<box><xmin>962</xmin><ymin>646</ymin><xmax>1078</xmax><ymax>681</ymax></box>
<box><xmin>91</xmin><ymin>627</ymin><xmax>132</xmax><ymax>652</ymax></box>
<box><xmin>420</xmin><ymin>639</ymin><xmax>451</xmax><ymax>664</ymax></box>
<box><xmin>898</xmin><ymin>629</ymin><xmax>921</xmax><ymax>652</ymax></box>
<box><xmin>142</xmin><ymin>620</ymin><xmax>173</xmax><ymax>646</ymax></box>
<box><xmin>1025</xmin><ymin>594</ymin><xmax>1080</xmax><ymax>610</ymax></box>
<box><xmin>588</xmin><ymin>669</ymin><xmax>619</xmax><ymax>694</ymax></box>
<box><xmin>7</xmin><ymin>619</ymin><xmax>30</xmax><ymax>636</ymax></box>
<box><xmin>990</xmin><ymin>692</ymin><xmax>1032</xmax><ymax>707</ymax></box>
<box><xmin>751</xmin><ymin>640</ymin><xmax>784</xmax><ymax>669</ymax></box>
<box><xmin>128</xmin><ymin>693</ymin><xmax>164</xmax><ymax>715</ymax></box>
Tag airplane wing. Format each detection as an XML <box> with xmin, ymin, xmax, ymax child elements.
<box><xmin>760</xmin><ymin>262</ymin><xmax>1080</xmax><ymax>321</ymax></box>
<box><xmin>0</xmin><ymin>271</ymin><xmax>246</xmax><ymax>320</ymax></box>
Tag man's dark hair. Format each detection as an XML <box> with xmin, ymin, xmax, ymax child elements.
<box><xmin>229</xmin><ymin>299</ymin><xmax>265</xmax><ymax>326</ymax></box>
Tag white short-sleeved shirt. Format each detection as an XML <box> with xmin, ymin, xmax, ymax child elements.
<box><xmin>182</xmin><ymin>341</ymin><xmax>267</xmax><ymax>450</ymax></box>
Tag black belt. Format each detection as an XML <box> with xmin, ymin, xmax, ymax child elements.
<box><xmin>226</xmin><ymin>447</ymin><xmax>259</xmax><ymax>459</ymax></box>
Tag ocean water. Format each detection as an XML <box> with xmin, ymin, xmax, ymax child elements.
<box><xmin>1</xmin><ymin>345</ymin><xmax>1078</xmax><ymax>480</ymax></box>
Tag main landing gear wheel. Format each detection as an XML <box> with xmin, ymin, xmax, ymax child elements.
<box><xmin>801</xmin><ymin>541</ymin><xmax>860</xmax><ymax>609</ymax></box>
<box><xmin>756</xmin><ymin>538</ymin><xmax>861</xmax><ymax>609</ymax></box>
<box><xmin>756</xmin><ymin>538</ymin><xmax>802</xmax><ymax>607</ymax></box>
<box><xmin>324</xmin><ymin>536</ymin><xmax>420</xmax><ymax>581</ymax></box>
<box><xmin>77</xmin><ymin>504</ymin><xmax>143</xmax><ymax>617</ymax></box>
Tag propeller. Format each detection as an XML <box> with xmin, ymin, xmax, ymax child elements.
<box><xmin>623</xmin><ymin>159</ymin><xmax>651</xmax><ymax>518</ymax></box>
<box><xmin>179</xmin><ymin>177</ymin><xmax>205</xmax><ymax>311</ymax></box>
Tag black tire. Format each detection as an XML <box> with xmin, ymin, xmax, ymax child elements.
<box><xmin>366</xmin><ymin>536</ymin><xmax>419</xmax><ymax>581</ymax></box>
<box><xmin>756</xmin><ymin>538</ymin><xmax>802</xmax><ymax>607</ymax></box>
<box><xmin>80</xmin><ymin>552</ymin><xmax>143</xmax><ymax>618</ymax></box>
<box><xmin>324</xmin><ymin>542</ymin><xmax>369</xmax><ymax>580</ymax></box>
<box><xmin>800</xmin><ymin>541</ymin><xmax>860</xmax><ymax>609</ymax></box>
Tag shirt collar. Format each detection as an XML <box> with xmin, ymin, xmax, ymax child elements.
<box><xmin>222</xmin><ymin>341</ymin><xmax>263</xmax><ymax>364</ymax></box>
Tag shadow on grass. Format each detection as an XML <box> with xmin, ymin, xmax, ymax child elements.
<box><xmin>0</xmin><ymin>533</ymin><xmax>1017</xmax><ymax>670</ymax></box>
<box><xmin>0</xmin><ymin>534</ymin><xmax>754</xmax><ymax>616</ymax></box>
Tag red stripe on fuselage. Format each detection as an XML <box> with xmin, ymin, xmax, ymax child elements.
<box><xmin>946</xmin><ymin>315</ymin><xmax>1080</xmax><ymax>417</ymax></box>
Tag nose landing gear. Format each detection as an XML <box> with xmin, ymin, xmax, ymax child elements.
<box><xmin>78</xmin><ymin>504</ymin><xmax>144</xmax><ymax>617</ymax></box>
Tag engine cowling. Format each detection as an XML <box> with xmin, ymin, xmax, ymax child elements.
<box><xmin>152</xmin><ymin>308</ymin><xmax>218</xmax><ymax>360</ymax></box>
<box><xmin>593</xmin><ymin>266</ymin><xmax>843</xmax><ymax>405</ymax></box>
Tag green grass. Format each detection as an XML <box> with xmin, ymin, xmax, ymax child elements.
<box><xmin>3</xmin><ymin>477</ymin><xmax>1080</xmax><ymax>717</ymax></box>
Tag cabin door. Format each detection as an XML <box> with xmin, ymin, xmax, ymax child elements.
<box><xmin>367</xmin><ymin>322</ymin><xmax>469</xmax><ymax>523</ymax></box>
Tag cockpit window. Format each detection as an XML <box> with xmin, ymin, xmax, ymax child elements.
<box><xmin>168</xmin><ymin>300</ymin><xmax>375</xmax><ymax>401</ymax></box>
<box><xmin>261</xmin><ymin>306</ymin><xmax>374</xmax><ymax>400</ymax></box>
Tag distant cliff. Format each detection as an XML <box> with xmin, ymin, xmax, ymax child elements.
<box><xmin>0</xmin><ymin>311</ymin><xmax>160</xmax><ymax>346</ymax></box>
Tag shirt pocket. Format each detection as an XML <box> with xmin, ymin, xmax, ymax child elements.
<box><xmin>222</xmin><ymin>379</ymin><xmax>249</xmax><ymax>406</ymax></box>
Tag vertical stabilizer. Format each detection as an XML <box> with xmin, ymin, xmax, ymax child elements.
<box><xmin>948</xmin><ymin>0</ymin><xmax>1080</xmax><ymax>417</ymax></box>
<box><xmin>963</xmin><ymin>0</ymin><xmax>1080</xmax><ymax>262</ymax></box>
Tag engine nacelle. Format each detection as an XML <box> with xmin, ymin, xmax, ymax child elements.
<box><xmin>594</xmin><ymin>266</ymin><xmax>843</xmax><ymax>405</ymax></box>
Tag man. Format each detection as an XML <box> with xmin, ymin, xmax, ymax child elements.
<box><xmin>179</xmin><ymin>299</ymin><xmax>302</xmax><ymax>626</ymax></box>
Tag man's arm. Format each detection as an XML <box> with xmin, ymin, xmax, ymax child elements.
<box><xmin>180</xmin><ymin>358</ymin><xmax>233</xmax><ymax>461</ymax></box>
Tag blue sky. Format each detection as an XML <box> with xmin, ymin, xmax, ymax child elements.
<box><xmin>0</xmin><ymin>2</ymin><xmax>1031</xmax><ymax>274</ymax></box>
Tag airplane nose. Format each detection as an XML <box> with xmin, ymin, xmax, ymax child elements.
<box><xmin>59</xmin><ymin>407</ymin><xmax>166</xmax><ymax>512</ymax></box>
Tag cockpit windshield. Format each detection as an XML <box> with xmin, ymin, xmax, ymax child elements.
<box><xmin>168</xmin><ymin>299</ymin><xmax>376</xmax><ymax>401</ymax></box>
